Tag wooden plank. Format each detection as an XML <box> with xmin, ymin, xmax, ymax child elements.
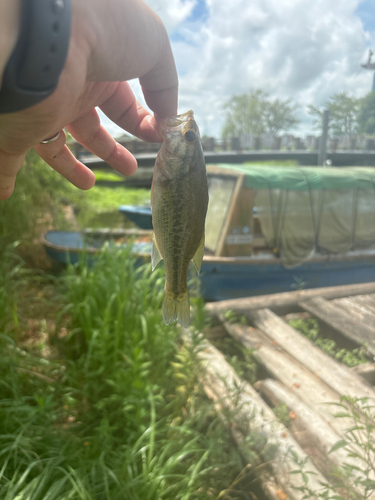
<box><xmin>221</xmin><ymin>319</ymin><xmax>354</xmax><ymax>439</ymax></box>
<box><xmin>351</xmin><ymin>362</ymin><xmax>375</xmax><ymax>384</ymax></box>
<box><xmin>205</xmin><ymin>282</ymin><xmax>375</xmax><ymax>317</ymax></box>
<box><xmin>250</xmin><ymin>308</ymin><xmax>375</xmax><ymax>400</ymax></box>
<box><xmin>224</xmin><ymin>187</ymin><xmax>254</xmax><ymax>257</ymax></box>
<box><xmin>255</xmin><ymin>378</ymin><xmax>371</xmax><ymax>497</ymax></box>
<box><xmin>215</xmin><ymin>174</ymin><xmax>244</xmax><ymax>257</ymax></box>
<box><xmin>349</xmin><ymin>294</ymin><xmax>375</xmax><ymax>315</ymax></box>
<box><xmin>300</xmin><ymin>297</ymin><xmax>375</xmax><ymax>357</ymax></box>
<box><xmin>180</xmin><ymin>328</ymin><xmax>330</xmax><ymax>499</ymax></box>
<box><xmin>333</xmin><ymin>296</ymin><xmax>375</xmax><ymax>330</ymax></box>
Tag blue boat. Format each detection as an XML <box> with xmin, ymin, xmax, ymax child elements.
<box><xmin>43</xmin><ymin>165</ymin><xmax>375</xmax><ymax>302</ymax></box>
<box><xmin>118</xmin><ymin>205</ymin><xmax>152</xmax><ymax>229</ymax></box>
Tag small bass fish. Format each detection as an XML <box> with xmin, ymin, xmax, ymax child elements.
<box><xmin>151</xmin><ymin>110</ymin><xmax>208</xmax><ymax>327</ymax></box>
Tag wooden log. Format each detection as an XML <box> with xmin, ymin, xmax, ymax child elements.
<box><xmin>205</xmin><ymin>282</ymin><xmax>375</xmax><ymax>317</ymax></box>
<box><xmin>255</xmin><ymin>378</ymin><xmax>371</xmax><ymax>497</ymax></box>
<box><xmin>333</xmin><ymin>296</ymin><xmax>375</xmax><ymax>331</ymax></box>
<box><xmin>180</xmin><ymin>328</ymin><xmax>330</xmax><ymax>499</ymax></box>
<box><xmin>351</xmin><ymin>362</ymin><xmax>375</xmax><ymax>384</ymax></box>
<box><xmin>300</xmin><ymin>297</ymin><xmax>375</xmax><ymax>357</ymax></box>
<box><xmin>221</xmin><ymin>319</ymin><xmax>354</xmax><ymax>438</ymax></box>
<box><xmin>348</xmin><ymin>294</ymin><xmax>375</xmax><ymax>315</ymax></box>
<box><xmin>250</xmin><ymin>308</ymin><xmax>375</xmax><ymax>400</ymax></box>
<box><xmin>221</xmin><ymin>319</ymin><xmax>375</xmax><ymax>481</ymax></box>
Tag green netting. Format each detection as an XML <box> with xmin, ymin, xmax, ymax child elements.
<box><xmin>213</xmin><ymin>165</ymin><xmax>375</xmax><ymax>267</ymax></box>
<box><xmin>214</xmin><ymin>164</ymin><xmax>375</xmax><ymax>191</ymax></box>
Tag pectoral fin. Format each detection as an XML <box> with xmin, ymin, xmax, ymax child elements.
<box><xmin>152</xmin><ymin>235</ymin><xmax>162</xmax><ymax>271</ymax></box>
<box><xmin>191</xmin><ymin>233</ymin><xmax>205</xmax><ymax>275</ymax></box>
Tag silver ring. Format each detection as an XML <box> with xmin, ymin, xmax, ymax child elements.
<box><xmin>40</xmin><ymin>131</ymin><xmax>61</xmax><ymax>144</ymax></box>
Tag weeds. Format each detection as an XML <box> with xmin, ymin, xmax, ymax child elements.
<box><xmin>291</xmin><ymin>397</ymin><xmax>375</xmax><ymax>500</ymax></box>
<box><xmin>0</xmin><ymin>246</ymin><xmax>247</xmax><ymax>499</ymax></box>
<box><xmin>289</xmin><ymin>317</ymin><xmax>368</xmax><ymax>367</ymax></box>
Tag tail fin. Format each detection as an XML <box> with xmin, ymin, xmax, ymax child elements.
<box><xmin>163</xmin><ymin>289</ymin><xmax>190</xmax><ymax>328</ymax></box>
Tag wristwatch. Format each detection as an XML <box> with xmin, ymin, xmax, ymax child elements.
<box><xmin>0</xmin><ymin>0</ymin><xmax>72</xmax><ymax>113</ymax></box>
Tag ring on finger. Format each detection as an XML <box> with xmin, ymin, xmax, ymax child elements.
<box><xmin>40</xmin><ymin>131</ymin><xmax>61</xmax><ymax>144</ymax></box>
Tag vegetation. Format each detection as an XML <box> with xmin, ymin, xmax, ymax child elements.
<box><xmin>0</xmin><ymin>151</ymin><xmax>150</xmax><ymax>246</ymax></box>
<box><xmin>2</xmin><ymin>149</ymin><xmax>375</xmax><ymax>499</ymax></box>
<box><xmin>292</xmin><ymin>396</ymin><xmax>375</xmax><ymax>500</ymax></box>
<box><xmin>288</xmin><ymin>317</ymin><xmax>368</xmax><ymax>367</ymax></box>
<box><xmin>0</xmin><ymin>246</ymin><xmax>248</xmax><ymax>499</ymax></box>
<box><xmin>222</xmin><ymin>89</ymin><xmax>299</xmax><ymax>138</ymax></box>
<box><xmin>357</xmin><ymin>91</ymin><xmax>375</xmax><ymax>135</ymax></box>
<box><xmin>307</xmin><ymin>91</ymin><xmax>360</xmax><ymax>137</ymax></box>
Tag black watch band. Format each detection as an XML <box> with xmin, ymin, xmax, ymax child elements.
<box><xmin>0</xmin><ymin>0</ymin><xmax>72</xmax><ymax>114</ymax></box>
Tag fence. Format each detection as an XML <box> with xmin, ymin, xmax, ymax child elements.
<box><xmin>71</xmin><ymin>134</ymin><xmax>375</xmax><ymax>159</ymax></box>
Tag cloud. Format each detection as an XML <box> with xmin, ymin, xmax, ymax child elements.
<box><xmin>101</xmin><ymin>0</ymin><xmax>375</xmax><ymax>138</ymax></box>
<box><xmin>143</xmin><ymin>0</ymin><xmax>196</xmax><ymax>31</ymax></box>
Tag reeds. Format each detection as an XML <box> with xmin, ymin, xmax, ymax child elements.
<box><xmin>0</xmin><ymin>246</ymin><xmax>245</xmax><ymax>499</ymax></box>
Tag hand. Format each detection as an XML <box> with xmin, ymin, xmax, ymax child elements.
<box><xmin>0</xmin><ymin>0</ymin><xmax>178</xmax><ymax>200</ymax></box>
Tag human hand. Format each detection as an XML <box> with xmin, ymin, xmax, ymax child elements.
<box><xmin>0</xmin><ymin>0</ymin><xmax>178</xmax><ymax>200</ymax></box>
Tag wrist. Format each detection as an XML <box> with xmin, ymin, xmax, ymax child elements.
<box><xmin>0</xmin><ymin>0</ymin><xmax>21</xmax><ymax>88</ymax></box>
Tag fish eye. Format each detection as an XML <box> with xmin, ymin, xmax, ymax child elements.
<box><xmin>184</xmin><ymin>130</ymin><xmax>196</xmax><ymax>142</ymax></box>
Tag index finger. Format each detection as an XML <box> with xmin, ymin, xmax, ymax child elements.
<box><xmin>142</xmin><ymin>85</ymin><xmax>178</xmax><ymax>119</ymax></box>
<box><xmin>138</xmin><ymin>23</ymin><xmax>178</xmax><ymax>118</ymax></box>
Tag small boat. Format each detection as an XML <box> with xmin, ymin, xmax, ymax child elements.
<box><xmin>43</xmin><ymin>165</ymin><xmax>375</xmax><ymax>301</ymax></box>
<box><xmin>118</xmin><ymin>205</ymin><xmax>152</xmax><ymax>229</ymax></box>
<box><xmin>42</xmin><ymin>228</ymin><xmax>152</xmax><ymax>266</ymax></box>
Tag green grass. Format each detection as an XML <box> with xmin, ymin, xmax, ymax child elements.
<box><xmin>91</xmin><ymin>170</ymin><xmax>126</xmax><ymax>182</ymax></box>
<box><xmin>288</xmin><ymin>317</ymin><xmax>368</xmax><ymax>367</ymax></box>
<box><xmin>75</xmin><ymin>185</ymin><xmax>149</xmax><ymax>228</ymax></box>
<box><xmin>0</xmin><ymin>151</ymin><xmax>150</xmax><ymax>249</ymax></box>
<box><xmin>0</xmin><ymin>246</ymin><xmax>247</xmax><ymax>499</ymax></box>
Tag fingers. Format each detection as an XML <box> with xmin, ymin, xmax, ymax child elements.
<box><xmin>66</xmin><ymin>108</ymin><xmax>138</xmax><ymax>176</ymax></box>
<box><xmin>100</xmin><ymin>81</ymin><xmax>163</xmax><ymax>142</ymax></box>
<box><xmin>0</xmin><ymin>149</ymin><xmax>26</xmax><ymax>200</ymax></box>
<box><xmin>142</xmin><ymin>86</ymin><xmax>178</xmax><ymax>119</ymax></box>
<box><xmin>139</xmin><ymin>33</ymin><xmax>178</xmax><ymax>118</ymax></box>
<box><xmin>33</xmin><ymin>130</ymin><xmax>96</xmax><ymax>190</ymax></box>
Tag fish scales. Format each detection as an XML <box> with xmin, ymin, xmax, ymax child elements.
<box><xmin>151</xmin><ymin>111</ymin><xmax>208</xmax><ymax>327</ymax></box>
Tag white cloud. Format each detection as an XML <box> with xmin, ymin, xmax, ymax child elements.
<box><xmin>142</xmin><ymin>0</ymin><xmax>196</xmax><ymax>31</ymax></box>
<box><xmin>101</xmin><ymin>0</ymin><xmax>375</xmax><ymax>138</ymax></box>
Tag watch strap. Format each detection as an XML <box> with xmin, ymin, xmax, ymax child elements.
<box><xmin>0</xmin><ymin>0</ymin><xmax>72</xmax><ymax>113</ymax></box>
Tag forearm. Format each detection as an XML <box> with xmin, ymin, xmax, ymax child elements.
<box><xmin>0</xmin><ymin>0</ymin><xmax>21</xmax><ymax>88</ymax></box>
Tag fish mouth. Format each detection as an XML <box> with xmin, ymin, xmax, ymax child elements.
<box><xmin>156</xmin><ymin>110</ymin><xmax>196</xmax><ymax>137</ymax></box>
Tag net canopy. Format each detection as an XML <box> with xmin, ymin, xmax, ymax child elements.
<box><xmin>215</xmin><ymin>165</ymin><xmax>375</xmax><ymax>267</ymax></box>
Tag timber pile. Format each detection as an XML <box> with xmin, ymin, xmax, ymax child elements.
<box><xmin>185</xmin><ymin>282</ymin><xmax>375</xmax><ymax>499</ymax></box>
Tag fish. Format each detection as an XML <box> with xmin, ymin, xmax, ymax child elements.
<box><xmin>151</xmin><ymin>110</ymin><xmax>208</xmax><ymax>328</ymax></box>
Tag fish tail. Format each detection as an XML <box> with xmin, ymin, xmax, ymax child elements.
<box><xmin>163</xmin><ymin>288</ymin><xmax>190</xmax><ymax>328</ymax></box>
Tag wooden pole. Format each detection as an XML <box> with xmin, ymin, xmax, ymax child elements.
<box><xmin>318</xmin><ymin>109</ymin><xmax>329</xmax><ymax>166</ymax></box>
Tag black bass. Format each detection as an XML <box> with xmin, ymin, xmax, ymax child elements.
<box><xmin>151</xmin><ymin>110</ymin><xmax>208</xmax><ymax>327</ymax></box>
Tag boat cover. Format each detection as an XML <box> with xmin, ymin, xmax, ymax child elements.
<box><xmin>216</xmin><ymin>165</ymin><xmax>375</xmax><ymax>267</ymax></box>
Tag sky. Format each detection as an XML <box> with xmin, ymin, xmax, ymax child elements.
<box><xmin>100</xmin><ymin>0</ymin><xmax>375</xmax><ymax>139</ymax></box>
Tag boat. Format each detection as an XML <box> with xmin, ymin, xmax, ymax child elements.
<box><xmin>118</xmin><ymin>205</ymin><xmax>153</xmax><ymax>229</ymax></box>
<box><xmin>43</xmin><ymin>165</ymin><xmax>375</xmax><ymax>301</ymax></box>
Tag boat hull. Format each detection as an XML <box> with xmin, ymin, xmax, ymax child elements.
<box><xmin>43</xmin><ymin>231</ymin><xmax>375</xmax><ymax>302</ymax></box>
<box><xmin>199</xmin><ymin>256</ymin><xmax>375</xmax><ymax>301</ymax></box>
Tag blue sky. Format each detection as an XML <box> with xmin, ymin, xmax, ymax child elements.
<box><xmin>188</xmin><ymin>0</ymin><xmax>209</xmax><ymax>23</ymax></box>
<box><xmin>100</xmin><ymin>0</ymin><xmax>375</xmax><ymax>138</ymax></box>
<box><xmin>355</xmin><ymin>0</ymin><xmax>375</xmax><ymax>35</ymax></box>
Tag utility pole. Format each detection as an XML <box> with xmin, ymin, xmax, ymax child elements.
<box><xmin>318</xmin><ymin>109</ymin><xmax>329</xmax><ymax>166</ymax></box>
<box><xmin>361</xmin><ymin>49</ymin><xmax>375</xmax><ymax>92</ymax></box>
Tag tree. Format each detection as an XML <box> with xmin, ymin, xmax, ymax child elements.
<box><xmin>263</xmin><ymin>97</ymin><xmax>300</xmax><ymax>137</ymax></box>
<box><xmin>222</xmin><ymin>89</ymin><xmax>299</xmax><ymax>138</ymax></box>
<box><xmin>357</xmin><ymin>91</ymin><xmax>375</xmax><ymax>135</ymax></box>
<box><xmin>307</xmin><ymin>92</ymin><xmax>359</xmax><ymax>137</ymax></box>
